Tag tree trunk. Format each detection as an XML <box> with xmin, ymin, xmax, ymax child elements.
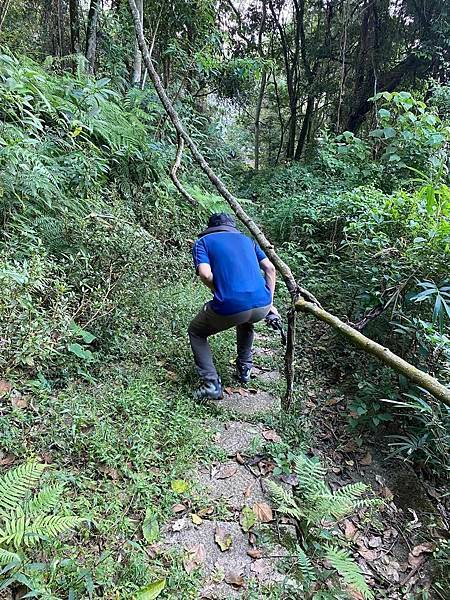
<box><xmin>254</xmin><ymin>70</ymin><xmax>267</xmax><ymax>171</ymax></box>
<box><xmin>131</xmin><ymin>0</ymin><xmax>143</xmax><ymax>85</ymax></box>
<box><xmin>127</xmin><ymin>0</ymin><xmax>450</xmax><ymax>407</ymax></box>
<box><xmin>0</xmin><ymin>0</ymin><xmax>11</xmax><ymax>32</ymax></box>
<box><xmin>69</xmin><ymin>0</ymin><xmax>81</xmax><ymax>54</ymax></box>
<box><xmin>294</xmin><ymin>95</ymin><xmax>314</xmax><ymax>160</ymax></box>
<box><xmin>295</xmin><ymin>299</ymin><xmax>450</xmax><ymax>407</ymax></box>
<box><xmin>85</xmin><ymin>0</ymin><xmax>100</xmax><ymax>74</ymax></box>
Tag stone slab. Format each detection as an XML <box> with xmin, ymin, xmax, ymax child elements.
<box><xmin>215</xmin><ymin>390</ymin><xmax>280</xmax><ymax>416</ymax></box>
<box><xmin>214</xmin><ymin>421</ymin><xmax>264</xmax><ymax>456</ymax></box>
<box><xmin>196</xmin><ymin>462</ymin><xmax>267</xmax><ymax>510</ymax></box>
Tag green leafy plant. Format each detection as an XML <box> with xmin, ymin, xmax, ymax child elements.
<box><xmin>267</xmin><ymin>454</ymin><xmax>379</xmax><ymax>599</ymax></box>
<box><xmin>0</xmin><ymin>461</ymin><xmax>82</xmax><ymax>584</ymax></box>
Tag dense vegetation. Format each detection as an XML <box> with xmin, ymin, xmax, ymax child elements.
<box><xmin>0</xmin><ymin>0</ymin><xmax>449</xmax><ymax>598</ymax></box>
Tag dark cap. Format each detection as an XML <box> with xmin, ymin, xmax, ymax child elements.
<box><xmin>208</xmin><ymin>212</ymin><xmax>236</xmax><ymax>228</ymax></box>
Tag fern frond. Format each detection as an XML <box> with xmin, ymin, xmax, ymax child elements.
<box><xmin>0</xmin><ymin>461</ymin><xmax>46</xmax><ymax>515</ymax></box>
<box><xmin>294</xmin><ymin>455</ymin><xmax>329</xmax><ymax>499</ymax></box>
<box><xmin>333</xmin><ymin>482</ymin><xmax>368</xmax><ymax>502</ymax></box>
<box><xmin>0</xmin><ymin>547</ymin><xmax>21</xmax><ymax>566</ymax></box>
<box><xmin>325</xmin><ymin>546</ymin><xmax>374</xmax><ymax>600</ymax></box>
<box><xmin>266</xmin><ymin>480</ymin><xmax>304</xmax><ymax>520</ymax></box>
<box><xmin>296</xmin><ymin>546</ymin><xmax>316</xmax><ymax>584</ymax></box>
<box><xmin>25</xmin><ymin>515</ymin><xmax>83</xmax><ymax>546</ymax></box>
<box><xmin>23</xmin><ymin>484</ymin><xmax>64</xmax><ymax>517</ymax></box>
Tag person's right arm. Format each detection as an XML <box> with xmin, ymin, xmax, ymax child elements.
<box><xmin>260</xmin><ymin>258</ymin><xmax>278</xmax><ymax>314</ymax></box>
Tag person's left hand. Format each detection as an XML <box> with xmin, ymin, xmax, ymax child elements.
<box><xmin>269</xmin><ymin>305</ymin><xmax>280</xmax><ymax>318</ymax></box>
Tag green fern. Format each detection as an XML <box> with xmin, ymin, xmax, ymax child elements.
<box><xmin>296</xmin><ymin>546</ymin><xmax>316</xmax><ymax>584</ymax></box>
<box><xmin>325</xmin><ymin>546</ymin><xmax>374</xmax><ymax>600</ymax></box>
<box><xmin>0</xmin><ymin>461</ymin><xmax>46</xmax><ymax>515</ymax></box>
<box><xmin>0</xmin><ymin>461</ymin><xmax>82</xmax><ymax>562</ymax></box>
<box><xmin>265</xmin><ymin>480</ymin><xmax>303</xmax><ymax>520</ymax></box>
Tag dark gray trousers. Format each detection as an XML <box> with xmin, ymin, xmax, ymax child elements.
<box><xmin>188</xmin><ymin>303</ymin><xmax>271</xmax><ymax>381</ymax></box>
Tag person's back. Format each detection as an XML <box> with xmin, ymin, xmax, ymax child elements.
<box><xmin>188</xmin><ymin>213</ymin><xmax>277</xmax><ymax>401</ymax></box>
<box><xmin>193</xmin><ymin>230</ymin><xmax>271</xmax><ymax>315</ymax></box>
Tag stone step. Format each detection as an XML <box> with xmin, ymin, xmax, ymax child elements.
<box><xmin>214</xmin><ymin>390</ymin><xmax>280</xmax><ymax>416</ymax></box>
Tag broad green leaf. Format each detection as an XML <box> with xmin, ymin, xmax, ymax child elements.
<box><xmin>241</xmin><ymin>506</ymin><xmax>256</xmax><ymax>532</ymax></box>
<box><xmin>68</xmin><ymin>343</ymin><xmax>93</xmax><ymax>361</ymax></box>
<box><xmin>134</xmin><ymin>579</ymin><xmax>166</xmax><ymax>599</ymax></box>
<box><xmin>142</xmin><ymin>509</ymin><xmax>159</xmax><ymax>544</ymax></box>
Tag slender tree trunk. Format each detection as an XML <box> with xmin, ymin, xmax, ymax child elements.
<box><xmin>69</xmin><ymin>0</ymin><xmax>81</xmax><ymax>54</ymax></box>
<box><xmin>85</xmin><ymin>0</ymin><xmax>100</xmax><ymax>74</ymax></box>
<box><xmin>285</xmin><ymin>92</ymin><xmax>297</xmax><ymax>160</ymax></box>
<box><xmin>127</xmin><ymin>0</ymin><xmax>450</xmax><ymax>407</ymax></box>
<box><xmin>131</xmin><ymin>0</ymin><xmax>143</xmax><ymax>85</ymax></box>
<box><xmin>294</xmin><ymin>95</ymin><xmax>314</xmax><ymax>160</ymax></box>
<box><xmin>0</xmin><ymin>0</ymin><xmax>11</xmax><ymax>32</ymax></box>
<box><xmin>254</xmin><ymin>70</ymin><xmax>267</xmax><ymax>171</ymax></box>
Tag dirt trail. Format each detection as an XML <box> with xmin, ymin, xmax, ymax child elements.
<box><xmin>162</xmin><ymin>331</ymin><xmax>441</xmax><ymax>599</ymax></box>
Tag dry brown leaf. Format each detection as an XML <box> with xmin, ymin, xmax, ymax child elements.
<box><xmin>250</xmin><ymin>559</ymin><xmax>270</xmax><ymax>580</ymax></box>
<box><xmin>0</xmin><ymin>453</ymin><xmax>16</xmax><ymax>467</ymax></box>
<box><xmin>224</xmin><ymin>571</ymin><xmax>245</xmax><ymax>588</ymax></box>
<box><xmin>224</xmin><ymin>387</ymin><xmax>249</xmax><ymax>397</ymax></box>
<box><xmin>216</xmin><ymin>463</ymin><xmax>238</xmax><ymax>480</ymax></box>
<box><xmin>0</xmin><ymin>380</ymin><xmax>12</xmax><ymax>397</ymax></box>
<box><xmin>411</xmin><ymin>542</ymin><xmax>434</xmax><ymax>556</ymax></box>
<box><xmin>243</xmin><ymin>482</ymin><xmax>253</xmax><ymax>499</ymax></box>
<box><xmin>235</xmin><ymin>452</ymin><xmax>245</xmax><ymax>465</ymax></box>
<box><xmin>262</xmin><ymin>429</ymin><xmax>282</xmax><ymax>443</ymax></box>
<box><xmin>408</xmin><ymin>553</ymin><xmax>425</xmax><ymax>568</ymax></box>
<box><xmin>360</xmin><ymin>452</ymin><xmax>373</xmax><ymax>466</ymax></box>
<box><xmin>343</xmin><ymin>519</ymin><xmax>357</xmax><ymax>539</ymax></box>
<box><xmin>183</xmin><ymin>543</ymin><xmax>205</xmax><ymax>573</ymax></box>
<box><xmin>10</xmin><ymin>393</ymin><xmax>28</xmax><ymax>409</ymax></box>
<box><xmin>215</xmin><ymin>525</ymin><xmax>232</xmax><ymax>551</ymax></box>
<box><xmin>358</xmin><ymin>545</ymin><xmax>378</xmax><ymax>561</ymax></box>
<box><xmin>172</xmin><ymin>503</ymin><xmax>186</xmax><ymax>514</ymax></box>
<box><xmin>253</xmin><ymin>502</ymin><xmax>273</xmax><ymax>523</ymax></box>
<box><xmin>247</xmin><ymin>548</ymin><xmax>263</xmax><ymax>559</ymax></box>
<box><xmin>197</xmin><ymin>506</ymin><xmax>214</xmax><ymax>517</ymax></box>
<box><xmin>248</xmin><ymin>531</ymin><xmax>257</xmax><ymax>546</ymax></box>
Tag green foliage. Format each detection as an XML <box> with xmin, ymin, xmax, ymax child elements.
<box><xmin>267</xmin><ymin>454</ymin><xmax>378</xmax><ymax>599</ymax></box>
<box><xmin>0</xmin><ymin>460</ymin><xmax>82</xmax><ymax>598</ymax></box>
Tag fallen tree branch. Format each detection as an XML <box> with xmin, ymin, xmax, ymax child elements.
<box><xmin>296</xmin><ymin>298</ymin><xmax>450</xmax><ymax>407</ymax></box>
<box><xmin>170</xmin><ymin>134</ymin><xmax>198</xmax><ymax>207</ymax></box>
<box><xmin>128</xmin><ymin>0</ymin><xmax>450</xmax><ymax>407</ymax></box>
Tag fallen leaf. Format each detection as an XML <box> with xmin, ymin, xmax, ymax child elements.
<box><xmin>171</xmin><ymin>479</ymin><xmax>189</xmax><ymax>494</ymax></box>
<box><xmin>368</xmin><ymin>536</ymin><xmax>382</xmax><ymax>548</ymax></box>
<box><xmin>411</xmin><ymin>542</ymin><xmax>434</xmax><ymax>556</ymax></box>
<box><xmin>258</xmin><ymin>459</ymin><xmax>276</xmax><ymax>476</ymax></box>
<box><xmin>248</xmin><ymin>531</ymin><xmax>257</xmax><ymax>546</ymax></box>
<box><xmin>183</xmin><ymin>543</ymin><xmax>206</xmax><ymax>573</ymax></box>
<box><xmin>408</xmin><ymin>553</ymin><xmax>425</xmax><ymax>568</ymax></box>
<box><xmin>326</xmin><ymin>396</ymin><xmax>342</xmax><ymax>406</ymax></box>
<box><xmin>343</xmin><ymin>519</ymin><xmax>357</xmax><ymax>539</ymax></box>
<box><xmin>10</xmin><ymin>393</ymin><xmax>28</xmax><ymax>409</ymax></box>
<box><xmin>358</xmin><ymin>547</ymin><xmax>378</xmax><ymax>561</ymax></box>
<box><xmin>224</xmin><ymin>571</ymin><xmax>245</xmax><ymax>588</ymax></box>
<box><xmin>241</xmin><ymin>506</ymin><xmax>256</xmax><ymax>532</ymax></box>
<box><xmin>197</xmin><ymin>506</ymin><xmax>214</xmax><ymax>517</ymax></box>
<box><xmin>235</xmin><ymin>452</ymin><xmax>245</xmax><ymax>465</ymax></box>
<box><xmin>224</xmin><ymin>387</ymin><xmax>249</xmax><ymax>397</ymax></box>
<box><xmin>215</xmin><ymin>525</ymin><xmax>232</xmax><ymax>551</ymax></box>
<box><xmin>243</xmin><ymin>482</ymin><xmax>253</xmax><ymax>499</ymax></box>
<box><xmin>262</xmin><ymin>429</ymin><xmax>281</xmax><ymax>443</ymax></box>
<box><xmin>253</xmin><ymin>502</ymin><xmax>273</xmax><ymax>523</ymax></box>
<box><xmin>216</xmin><ymin>464</ymin><xmax>237</xmax><ymax>479</ymax></box>
<box><xmin>172</xmin><ymin>503</ymin><xmax>186</xmax><ymax>514</ymax></box>
<box><xmin>172</xmin><ymin>517</ymin><xmax>187</xmax><ymax>532</ymax></box>
<box><xmin>191</xmin><ymin>513</ymin><xmax>203</xmax><ymax>525</ymax></box>
<box><xmin>380</xmin><ymin>485</ymin><xmax>394</xmax><ymax>500</ymax></box>
<box><xmin>0</xmin><ymin>380</ymin><xmax>12</xmax><ymax>397</ymax></box>
<box><xmin>247</xmin><ymin>548</ymin><xmax>263</xmax><ymax>559</ymax></box>
<box><xmin>0</xmin><ymin>453</ymin><xmax>16</xmax><ymax>466</ymax></box>
<box><xmin>360</xmin><ymin>452</ymin><xmax>373</xmax><ymax>466</ymax></box>
<box><xmin>250</xmin><ymin>559</ymin><xmax>270</xmax><ymax>580</ymax></box>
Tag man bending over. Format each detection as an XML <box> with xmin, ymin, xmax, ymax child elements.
<box><xmin>188</xmin><ymin>212</ymin><xmax>277</xmax><ymax>401</ymax></box>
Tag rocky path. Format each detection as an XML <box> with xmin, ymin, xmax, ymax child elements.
<box><xmin>163</xmin><ymin>334</ymin><xmax>292</xmax><ymax>599</ymax></box>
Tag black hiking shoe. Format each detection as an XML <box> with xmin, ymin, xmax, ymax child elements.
<box><xmin>236</xmin><ymin>361</ymin><xmax>252</xmax><ymax>384</ymax></box>
<box><xmin>193</xmin><ymin>379</ymin><xmax>223</xmax><ymax>401</ymax></box>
